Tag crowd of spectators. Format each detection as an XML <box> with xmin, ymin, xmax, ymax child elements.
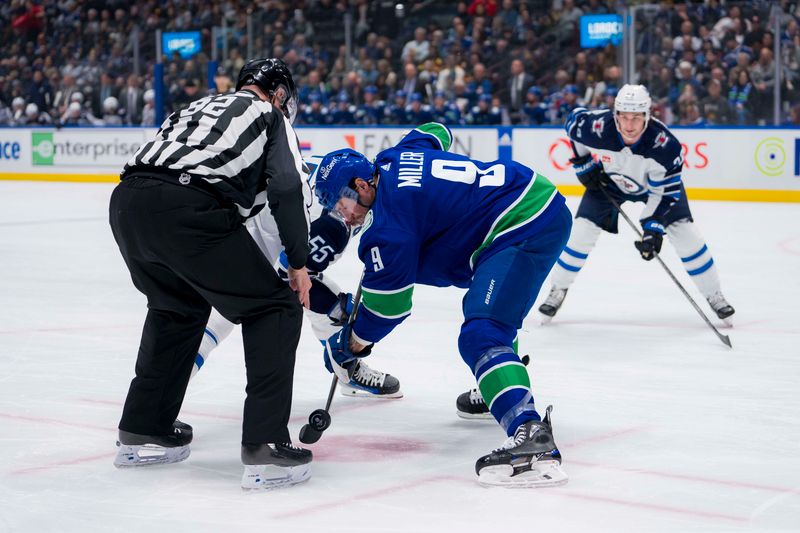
<box><xmin>1</xmin><ymin>0</ymin><xmax>799</xmax><ymax>129</ymax></box>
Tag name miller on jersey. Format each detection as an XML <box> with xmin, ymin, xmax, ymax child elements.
<box><xmin>398</xmin><ymin>151</ymin><xmax>425</xmax><ymax>188</ymax></box>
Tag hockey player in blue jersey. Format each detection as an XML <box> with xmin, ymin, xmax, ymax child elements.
<box><xmin>538</xmin><ymin>84</ymin><xmax>735</xmax><ymax>323</ymax></box>
<box><xmin>313</xmin><ymin>123</ymin><xmax>572</xmax><ymax>487</ymax></box>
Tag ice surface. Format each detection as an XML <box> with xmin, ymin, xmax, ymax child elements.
<box><xmin>1</xmin><ymin>181</ymin><xmax>798</xmax><ymax>532</ymax></box>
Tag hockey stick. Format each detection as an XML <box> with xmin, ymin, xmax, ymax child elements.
<box><xmin>598</xmin><ymin>186</ymin><xmax>732</xmax><ymax>348</ymax></box>
<box><xmin>298</xmin><ymin>277</ymin><xmax>364</xmax><ymax>444</ymax></box>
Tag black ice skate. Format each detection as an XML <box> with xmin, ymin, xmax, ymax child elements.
<box><xmin>707</xmin><ymin>291</ymin><xmax>735</xmax><ymax>324</ymax></box>
<box><xmin>475</xmin><ymin>405</ymin><xmax>568</xmax><ymax>488</ymax></box>
<box><xmin>241</xmin><ymin>442</ymin><xmax>312</xmax><ymax>490</ymax></box>
<box><xmin>173</xmin><ymin>419</ymin><xmax>192</xmax><ymax>438</ymax></box>
<box><xmin>114</xmin><ymin>425</ymin><xmax>192</xmax><ymax>467</ymax></box>
<box><xmin>456</xmin><ymin>388</ymin><xmax>492</xmax><ymax>419</ymax></box>
<box><xmin>538</xmin><ymin>287</ymin><xmax>568</xmax><ymax>324</ymax></box>
<box><xmin>339</xmin><ymin>360</ymin><xmax>402</xmax><ymax>398</ymax></box>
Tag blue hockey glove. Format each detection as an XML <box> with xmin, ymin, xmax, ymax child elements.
<box><xmin>570</xmin><ymin>154</ymin><xmax>609</xmax><ymax>191</ymax></box>
<box><xmin>327</xmin><ymin>292</ymin><xmax>354</xmax><ymax>327</ymax></box>
<box><xmin>634</xmin><ymin>218</ymin><xmax>665</xmax><ymax>261</ymax></box>
<box><xmin>323</xmin><ymin>325</ymin><xmax>372</xmax><ymax>383</ymax></box>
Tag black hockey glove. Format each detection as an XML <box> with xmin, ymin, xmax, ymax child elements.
<box><xmin>634</xmin><ymin>218</ymin><xmax>665</xmax><ymax>261</ymax></box>
<box><xmin>570</xmin><ymin>153</ymin><xmax>608</xmax><ymax>191</ymax></box>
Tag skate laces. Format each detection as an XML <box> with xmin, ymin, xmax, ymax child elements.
<box><xmin>351</xmin><ymin>361</ymin><xmax>385</xmax><ymax>387</ymax></box>
<box><xmin>469</xmin><ymin>388</ymin><xmax>485</xmax><ymax>405</ymax></box>
<box><xmin>276</xmin><ymin>442</ymin><xmax>304</xmax><ymax>452</ymax></box>
<box><xmin>495</xmin><ymin>423</ymin><xmax>536</xmax><ymax>452</ymax></box>
<box><xmin>545</xmin><ymin>288</ymin><xmax>566</xmax><ymax>306</ymax></box>
<box><xmin>707</xmin><ymin>291</ymin><xmax>729</xmax><ymax>309</ymax></box>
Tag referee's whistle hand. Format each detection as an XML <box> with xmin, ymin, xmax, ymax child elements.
<box><xmin>288</xmin><ymin>266</ymin><xmax>312</xmax><ymax>309</ymax></box>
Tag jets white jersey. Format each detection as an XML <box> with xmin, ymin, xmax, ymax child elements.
<box><xmin>566</xmin><ymin>108</ymin><xmax>684</xmax><ymax>222</ymax></box>
<box><xmin>247</xmin><ymin>155</ymin><xmax>320</xmax><ymax>267</ymax></box>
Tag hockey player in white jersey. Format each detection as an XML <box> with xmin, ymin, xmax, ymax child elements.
<box><xmin>188</xmin><ymin>155</ymin><xmax>402</xmax><ymax>400</ymax></box>
<box><xmin>165</xmin><ymin>156</ymin><xmax>402</xmax><ymax>459</ymax></box>
<box><xmin>538</xmin><ymin>84</ymin><xmax>735</xmax><ymax>323</ymax></box>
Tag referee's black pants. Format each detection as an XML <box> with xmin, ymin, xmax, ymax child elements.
<box><xmin>109</xmin><ymin>177</ymin><xmax>302</xmax><ymax>445</ymax></box>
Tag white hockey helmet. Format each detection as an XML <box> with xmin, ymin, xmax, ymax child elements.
<box><xmin>103</xmin><ymin>96</ymin><xmax>119</xmax><ymax>111</ymax></box>
<box><xmin>25</xmin><ymin>103</ymin><xmax>39</xmax><ymax>116</ymax></box>
<box><xmin>12</xmin><ymin>96</ymin><xmax>25</xmax><ymax>109</ymax></box>
<box><xmin>70</xmin><ymin>91</ymin><xmax>84</xmax><ymax>103</ymax></box>
<box><xmin>143</xmin><ymin>89</ymin><xmax>155</xmax><ymax>102</ymax></box>
<box><xmin>614</xmin><ymin>84</ymin><xmax>651</xmax><ymax>126</ymax></box>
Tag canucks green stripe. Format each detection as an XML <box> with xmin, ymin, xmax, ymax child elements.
<box><xmin>512</xmin><ymin>336</ymin><xmax>519</xmax><ymax>355</ymax></box>
<box><xmin>477</xmin><ymin>363</ymin><xmax>530</xmax><ymax>407</ymax></box>
<box><xmin>415</xmin><ymin>122</ymin><xmax>451</xmax><ymax>151</ymax></box>
<box><xmin>361</xmin><ymin>285</ymin><xmax>414</xmax><ymax>319</ymax></box>
<box><xmin>470</xmin><ymin>173</ymin><xmax>557</xmax><ymax>267</ymax></box>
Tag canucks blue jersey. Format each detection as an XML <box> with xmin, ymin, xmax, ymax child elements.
<box><xmin>351</xmin><ymin>122</ymin><xmax>565</xmax><ymax>345</ymax></box>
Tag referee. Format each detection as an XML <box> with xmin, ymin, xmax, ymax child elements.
<box><xmin>109</xmin><ymin>58</ymin><xmax>314</xmax><ymax>489</ymax></box>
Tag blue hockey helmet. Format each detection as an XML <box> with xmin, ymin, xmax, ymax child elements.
<box><xmin>314</xmin><ymin>149</ymin><xmax>375</xmax><ymax>211</ymax></box>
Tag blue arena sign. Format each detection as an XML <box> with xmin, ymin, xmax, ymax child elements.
<box><xmin>580</xmin><ymin>14</ymin><xmax>623</xmax><ymax>48</ymax></box>
<box><xmin>162</xmin><ymin>31</ymin><xmax>202</xmax><ymax>59</ymax></box>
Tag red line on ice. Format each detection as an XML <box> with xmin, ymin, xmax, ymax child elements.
<box><xmin>567</xmin><ymin>426</ymin><xmax>797</xmax><ymax>494</ymax></box>
<box><xmin>0</xmin><ymin>412</ymin><xmax>109</xmax><ymax>432</ymax></box>
<box><xmin>269</xmin><ymin>475</ymin><xmax>468</xmax><ymax>519</ymax></box>
<box><xmin>10</xmin><ymin>453</ymin><xmax>111</xmax><ymax>475</ymax></box>
<box><xmin>569</xmin><ymin>458</ymin><xmax>799</xmax><ymax>495</ymax></box>
<box><xmin>78</xmin><ymin>396</ymin><xmax>386</xmax><ymax>424</ymax></box>
<box><xmin>563</xmin><ymin>491</ymin><xmax>748</xmax><ymax>523</ymax></box>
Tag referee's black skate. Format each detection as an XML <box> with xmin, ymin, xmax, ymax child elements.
<box><xmin>456</xmin><ymin>388</ymin><xmax>492</xmax><ymax>419</ymax></box>
<box><xmin>114</xmin><ymin>425</ymin><xmax>192</xmax><ymax>467</ymax></box>
<box><xmin>173</xmin><ymin>419</ymin><xmax>192</xmax><ymax>438</ymax></box>
<box><xmin>538</xmin><ymin>287</ymin><xmax>568</xmax><ymax>324</ymax></box>
<box><xmin>241</xmin><ymin>442</ymin><xmax>312</xmax><ymax>490</ymax></box>
<box><xmin>475</xmin><ymin>405</ymin><xmax>568</xmax><ymax>488</ymax></box>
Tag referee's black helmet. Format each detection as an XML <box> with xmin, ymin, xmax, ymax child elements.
<box><xmin>236</xmin><ymin>58</ymin><xmax>298</xmax><ymax>123</ymax></box>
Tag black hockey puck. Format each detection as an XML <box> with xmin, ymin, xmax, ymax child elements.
<box><xmin>308</xmin><ymin>408</ymin><xmax>331</xmax><ymax>431</ymax></box>
<box><xmin>299</xmin><ymin>424</ymin><xmax>322</xmax><ymax>444</ymax></box>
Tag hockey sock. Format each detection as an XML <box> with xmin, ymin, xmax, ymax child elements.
<box><xmin>191</xmin><ymin>308</ymin><xmax>235</xmax><ymax>377</ymax></box>
<box><xmin>459</xmin><ymin>319</ymin><xmax>538</xmax><ymax>435</ymax></box>
<box><xmin>550</xmin><ymin>217</ymin><xmax>601</xmax><ymax>289</ymax></box>
<box><xmin>475</xmin><ymin>348</ymin><xmax>539</xmax><ymax>435</ymax></box>
<box><xmin>666</xmin><ymin>219</ymin><xmax>722</xmax><ymax>298</ymax></box>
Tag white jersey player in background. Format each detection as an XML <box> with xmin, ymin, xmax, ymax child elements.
<box><xmin>538</xmin><ymin>84</ymin><xmax>735</xmax><ymax>322</ymax></box>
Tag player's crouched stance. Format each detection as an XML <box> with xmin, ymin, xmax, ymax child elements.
<box><xmin>314</xmin><ymin>124</ymin><xmax>570</xmax><ymax>487</ymax></box>
<box><xmin>539</xmin><ymin>84</ymin><xmax>735</xmax><ymax>324</ymax></box>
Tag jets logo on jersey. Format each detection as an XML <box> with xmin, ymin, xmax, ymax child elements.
<box><xmin>607</xmin><ymin>173</ymin><xmax>646</xmax><ymax>195</ymax></box>
<box><xmin>591</xmin><ymin>118</ymin><xmax>604</xmax><ymax>138</ymax></box>
<box><xmin>653</xmin><ymin>131</ymin><xmax>669</xmax><ymax>149</ymax></box>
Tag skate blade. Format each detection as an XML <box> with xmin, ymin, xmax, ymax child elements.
<box><xmin>478</xmin><ymin>460</ymin><xmax>568</xmax><ymax>488</ymax></box>
<box><xmin>241</xmin><ymin>464</ymin><xmax>311</xmax><ymax>491</ymax></box>
<box><xmin>339</xmin><ymin>384</ymin><xmax>403</xmax><ymax>399</ymax></box>
<box><xmin>456</xmin><ymin>411</ymin><xmax>494</xmax><ymax>421</ymax></box>
<box><xmin>114</xmin><ymin>443</ymin><xmax>190</xmax><ymax>468</ymax></box>
<box><xmin>721</xmin><ymin>317</ymin><xmax>733</xmax><ymax>328</ymax></box>
<box><xmin>540</xmin><ymin>314</ymin><xmax>553</xmax><ymax>325</ymax></box>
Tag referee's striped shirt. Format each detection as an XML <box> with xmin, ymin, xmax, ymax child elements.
<box><xmin>122</xmin><ymin>89</ymin><xmax>310</xmax><ymax>268</ymax></box>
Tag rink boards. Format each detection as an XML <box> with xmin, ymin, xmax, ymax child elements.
<box><xmin>0</xmin><ymin>125</ymin><xmax>798</xmax><ymax>202</ymax></box>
